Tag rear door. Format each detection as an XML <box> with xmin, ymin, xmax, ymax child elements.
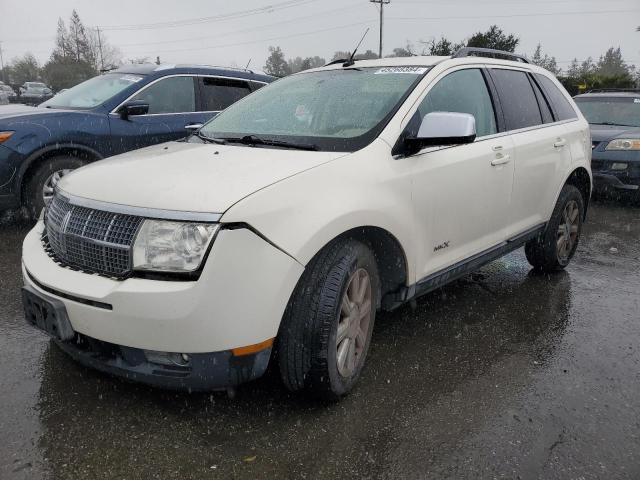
<box><xmin>488</xmin><ymin>68</ymin><xmax>573</xmax><ymax>237</ymax></box>
<box><xmin>197</xmin><ymin>76</ymin><xmax>254</xmax><ymax>117</ymax></box>
<box><xmin>109</xmin><ymin>75</ymin><xmax>203</xmax><ymax>153</ymax></box>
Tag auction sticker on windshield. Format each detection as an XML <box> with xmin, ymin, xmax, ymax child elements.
<box><xmin>375</xmin><ymin>67</ymin><xmax>429</xmax><ymax>75</ymax></box>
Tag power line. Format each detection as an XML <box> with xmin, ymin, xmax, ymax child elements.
<box><xmin>123</xmin><ymin>19</ymin><xmax>377</xmax><ymax>55</ymax></box>
<box><xmin>97</xmin><ymin>0</ymin><xmax>319</xmax><ymax>31</ymax></box>
<box><xmin>116</xmin><ymin>4</ymin><xmax>362</xmax><ymax>48</ymax></box>
<box><xmin>388</xmin><ymin>8</ymin><xmax>640</xmax><ymax>21</ymax></box>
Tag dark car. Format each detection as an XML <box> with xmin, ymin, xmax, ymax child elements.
<box><xmin>0</xmin><ymin>64</ymin><xmax>274</xmax><ymax>216</ymax></box>
<box><xmin>19</xmin><ymin>83</ymin><xmax>54</xmax><ymax>106</ymax></box>
<box><xmin>573</xmin><ymin>89</ymin><xmax>640</xmax><ymax>195</ymax></box>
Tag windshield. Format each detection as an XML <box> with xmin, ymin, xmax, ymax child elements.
<box><xmin>41</xmin><ymin>72</ymin><xmax>144</xmax><ymax>109</ymax></box>
<box><xmin>574</xmin><ymin>96</ymin><xmax>640</xmax><ymax>128</ymax></box>
<box><xmin>198</xmin><ymin>67</ymin><xmax>429</xmax><ymax>151</ymax></box>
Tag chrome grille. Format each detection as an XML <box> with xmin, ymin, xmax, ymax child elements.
<box><xmin>44</xmin><ymin>192</ymin><xmax>143</xmax><ymax>278</ymax></box>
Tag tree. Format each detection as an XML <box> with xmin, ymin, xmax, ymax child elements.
<box><xmin>530</xmin><ymin>44</ymin><xmax>560</xmax><ymax>75</ymax></box>
<box><xmin>596</xmin><ymin>47</ymin><xmax>632</xmax><ymax>77</ymax></box>
<box><xmin>427</xmin><ymin>37</ymin><xmax>463</xmax><ymax>56</ymax></box>
<box><xmin>388</xmin><ymin>47</ymin><xmax>413</xmax><ymax>58</ymax></box>
<box><xmin>287</xmin><ymin>56</ymin><xmax>326</xmax><ymax>74</ymax></box>
<box><xmin>466</xmin><ymin>25</ymin><xmax>519</xmax><ymax>52</ymax></box>
<box><xmin>566</xmin><ymin>58</ymin><xmax>581</xmax><ymax>78</ymax></box>
<box><xmin>9</xmin><ymin>54</ymin><xmax>41</xmax><ymax>85</ymax></box>
<box><xmin>264</xmin><ymin>46</ymin><xmax>291</xmax><ymax>77</ymax></box>
<box><xmin>43</xmin><ymin>11</ymin><xmax>121</xmax><ymax>90</ymax></box>
<box><xmin>331</xmin><ymin>49</ymin><xmax>377</xmax><ymax>62</ymax></box>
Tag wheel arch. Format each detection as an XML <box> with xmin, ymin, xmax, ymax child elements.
<box><xmin>300</xmin><ymin>225</ymin><xmax>409</xmax><ymax>310</ymax></box>
<box><xmin>563</xmin><ymin>166</ymin><xmax>592</xmax><ymax>220</ymax></box>
<box><xmin>17</xmin><ymin>143</ymin><xmax>103</xmax><ymax>204</ymax></box>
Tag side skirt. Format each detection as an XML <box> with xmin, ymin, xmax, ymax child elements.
<box><xmin>381</xmin><ymin>223</ymin><xmax>546</xmax><ymax>311</ymax></box>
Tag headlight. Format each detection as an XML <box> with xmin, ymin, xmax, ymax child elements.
<box><xmin>0</xmin><ymin>131</ymin><xmax>14</xmax><ymax>143</ymax></box>
<box><xmin>132</xmin><ymin>220</ymin><xmax>219</xmax><ymax>273</ymax></box>
<box><xmin>605</xmin><ymin>139</ymin><xmax>640</xmax><ymax>151</ymax></box>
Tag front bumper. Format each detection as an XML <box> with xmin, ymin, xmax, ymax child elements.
<box><xmin>591</xmin><ymin>151</ymin><xmax>640</xmax><ymax>191</ymax></box>
<box><xmin>54</xmin><ymin>333</ymin><xmax>272</xmax><ymax>391</ymax></box>
<box><xmin>22</xmin><ymin>221</ymin><xmax>304</xmax><ymax>389</ymax></box>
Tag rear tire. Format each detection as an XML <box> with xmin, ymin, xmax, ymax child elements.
<box><xmin>278</xmin><ymin>238</ymin><xmax>379</xmax><ymax>400</ymax></box>
<box><xmin>525</xmin><ymin>184</ymin><xmax>584</xmax><ymax>272</ymax></box>
<box><xmin>24</xmin><ymin>155</ymin><xmax>87</xmax><ymax>219</ymax></box>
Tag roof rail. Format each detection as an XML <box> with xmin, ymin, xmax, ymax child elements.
<box><xmin>584</xmin><ymin>88</ymin><xmax>640</xmax><ymax>94</ymax></box>
<box><xmin>324</xmin><ymin>58</ymin><xmax>351</xmax><ymax>66</ymax></box>
<box><xmin>452</xmin><ymin>47</ymin><xmax>529</xmax><ymax>64</ymax></box>
<box><xmin>174</xmin><ymin>64</ymin><xmax>255</xmax><ymax>74</ymax></box>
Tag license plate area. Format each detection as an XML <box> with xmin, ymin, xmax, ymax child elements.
<box><xmin>22</xmin><ymin>286</ymin><xmax>75</xmax><ymax>341</ymax></box>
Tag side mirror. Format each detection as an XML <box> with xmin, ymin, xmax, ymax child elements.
<box><xmin>118</xmin><ymin>100</ymin><xmax>149</xmax><ymax>120</ymax></box>
<box><xmin>404</xmin><ymin>112</ymin><xmax>476</xmax><ymax>155</ymax></box>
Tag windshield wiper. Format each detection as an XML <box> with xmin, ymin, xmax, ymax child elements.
<box><xmin>195</xmin><ymin>131</ymin><xmax>227</xmax><ymax>145</ymax></box>
<box><xmin>590</xmin><ymin>122</ymin><xmax>638</xmax><ymax>127</ymax></box>
<box><xmin>222</xmin><ymin>134</ymin><xmax>319</xmax><ymax>151</ymax></box>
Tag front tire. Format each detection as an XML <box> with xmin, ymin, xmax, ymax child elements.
<box><xmin>24</xmin><ymin>155</ymin><xmax>87</xmax><ymax>218</ymax></box>
<box><xmin>525</xmin><ymin>184</ymin><xmax>584</xmax><ymax>272</ymax></box>
<box><xmin>278</xmin><ymin>238</ymin><xmax>379</xmax><ymax>400</ymax></box>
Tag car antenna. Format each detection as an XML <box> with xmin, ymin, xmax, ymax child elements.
<box><xmin>245</xmin><ymin>58</ymin><xmax>252</xmax><ymax>70</ymax></box>
<box><xmin>343</xmin><ymin>28</ymin><xmax>370</xmax><ymax>68</ymax></box>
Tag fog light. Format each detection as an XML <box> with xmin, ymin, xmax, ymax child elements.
<box><xmin>611</xmin><ymin>162</ymin><xmax>628</xmax><ymax>171</ymax></box>
<box><xmin>144</xmin><ymin>350</ymin><xmax>190</xmax><ymax>366</ymax></box>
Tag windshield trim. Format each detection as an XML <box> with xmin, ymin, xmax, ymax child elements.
<box><xmin>199</xmin><ymin>66</ymin><xmax>432</xmax><ymax>153</ymax></box>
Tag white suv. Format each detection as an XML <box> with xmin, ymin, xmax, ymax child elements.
<box><xmin>21</xmin><ymin>48</ymin><xmax>591</xmax><ymax>399</ymax></box>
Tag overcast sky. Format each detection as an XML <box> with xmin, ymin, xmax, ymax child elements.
<box><xmin>1</xmin><ymin>0</ymin><xmax>638</xmax><ymax>73</ymax></box>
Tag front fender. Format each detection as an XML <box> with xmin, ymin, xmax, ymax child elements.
<box><xmin>221</xmin><ymin>139</ymin><xmax>418</xmax><ymax>283</ymax></box>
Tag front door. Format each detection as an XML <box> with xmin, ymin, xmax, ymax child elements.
<box><xmin>408</xmin><ymin>67</ymin><xmax>515</xmax><ymax>280</ymax></box>
<box><xmin>108</xmin><ymin>75</ymin><xmax>210</xmax><ymax>154</ymax></box>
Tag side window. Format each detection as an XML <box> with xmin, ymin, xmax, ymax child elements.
<box><xmin>199</xmin><ymin>77</ymin><xmax>252</xmax><ymax>111</ymax></box>
<box><xmin>529</xmin><ymin>75</ymin><xmax>554</xmax><ymax>123</ymax></box>
<box><xmin>490</xmin><ymin>69</ymin><xmax>542</xmax><ymax>130</ymax></box>
<box><xmin>535</xmin><ymin>74</ymin><xmax>578</xmax><ymax>121</ymax></box>
<box><xmin>417</xmin><ymin>69</ymin><xmax>497</xmax><ymax>137</ymax></box>
<box><xmin>130</xmin><ymin>76</ymin><xmax>196</xmax><ymax>114</ymax></box>
<box><xmin>251</xmin><ymin>81</ymin><xmax>267</xmax><ymax>91</ymax></box>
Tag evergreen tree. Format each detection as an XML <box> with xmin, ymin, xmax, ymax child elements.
<box><xmin>264</xmin><ymin>46</ymin><xmax>291</xmax><ymax>77</ymax></box>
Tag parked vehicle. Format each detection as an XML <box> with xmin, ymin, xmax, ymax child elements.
<box><xmin>573</xmin><ymin>89</ymin><xmax>640</xmax><ymax>195</ymax></box>
<box><xmin>0</xmin><ymin>84</ymin><xmax>10</xmax><ymax>105</ymax></box>
<box><xmin>22</xmin><ymin>48</ymin><xmax>591</xmax><ymax>399</ymax></box>
<box><xmin>0</xmin><ymin>64</ymin><xmax>273</xmax><ymax>216</ymax></box>
<box><xmin>19</xmin><ymin>84</ymin><xmax>54</xmax><ymax>105</ymax></box>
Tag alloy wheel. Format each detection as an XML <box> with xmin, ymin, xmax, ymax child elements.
<box><xmin>557</xmin><ymin>200</ymin><xmax>579</xmax><ymax>262</ymax></box>
<box><xmin>336</xmin><ymin>268</ymin><xmax>373</xmax><ymax>378</ymax></box>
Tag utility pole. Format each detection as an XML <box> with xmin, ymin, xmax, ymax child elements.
<box><xmin>370</xmin><ymin>0</ymin><xmax>390</xmax><ymax>58</ymax></box>
<box><xmin>0</xmin><ymin>42</ymin><xmax>6</xmax><ymax>83</ymax></box>
<box><xmin>95</xmin><ymin>27</ymin><xmax>104</xmax><ymax>71</ymax></box>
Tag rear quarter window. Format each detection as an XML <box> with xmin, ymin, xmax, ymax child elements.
<box><xmin>535</xmin><ymin>74</ymin><xmax>577</xmax><ymax>121</ymax></box>
<box><xmin>490</xmin><ymin>69</ymin><xmax>542</xmax><ymax>130</ymax></box>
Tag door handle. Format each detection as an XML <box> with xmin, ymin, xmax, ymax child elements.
<box><xmin>491</xmin><ymin>154</ymin><xmax>511</xmax><ymax>166</ymax></box>
<box><xmin>185</xmin><ymin>123</ymin><xmax>203</xmax><ymax>131</ymax></box>
<box><xmin>554</xmin><ymin>138</ymin><xmax>567</xmax><ymax>148</ymax></box>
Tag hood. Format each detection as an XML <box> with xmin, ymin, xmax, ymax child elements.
<box><xmin>590</xmin><ymin>124</ymin><xmax>640</xmax><ymax>143</ymax></box>
<box><xmin>0</xmin><ymin>104</ymin><xmax>70</xmax><ymax>120</ymax></box>
<box><xmin>58</xmin><ymin>141</ymin><xmax>348</xmax><ymax>214</ymax></box>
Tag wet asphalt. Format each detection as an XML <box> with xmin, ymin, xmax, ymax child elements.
<box><xmin>0</xmin><ymin>200</ymin><xmax>639</xmax><ymax>480</ymax></box>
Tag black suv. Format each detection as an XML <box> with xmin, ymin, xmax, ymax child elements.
<box><xmin>574</xmin><ymin>89</ymin><xmax>640</xmax><ymax>195</ymax></box>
